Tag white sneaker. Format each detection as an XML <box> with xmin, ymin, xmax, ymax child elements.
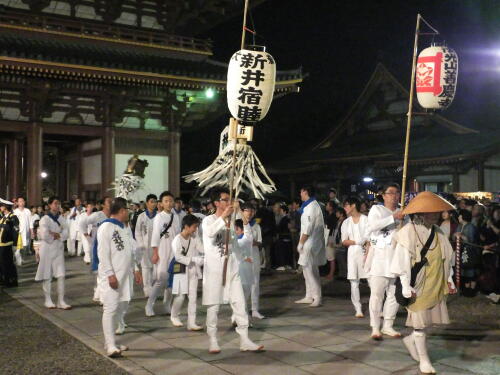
<box><xmin>187</xmin><ymin>323</ymin><xmax>203</xmax><ymax>331</ymax></box>
<box><xmin>240</xmin><ymin>338</ymin><xmax>264</xmax><ymax>352</ymax></box>
<box><xmin>106</xmin><ymin>346</ymin><xmax>122</xmax><ymax>358</ymax></box>
<box><xmin>170</xmin><ymin>316</ymin><xmax>184</xmax><ymax>327</ymax></box>
<box><xmin>276</xmin><ymin>266</ymin><xmax>285</xmax><ymax>271</ymax></box>
<box><xmin>118</xmin><ymin>345</ymin><xmax>129</xmax><ymax>352</ymax></box>
<box><xmin>295</xmin><ymin>297</ymin><xmax>313</xmax><ymax>304</ymax></box>
<box><xmin>209</xmin><ymin>338</ymin><xmax>221</xmax><ymax>354</ymax></box>
<box><xmin>371</xmin><ymin>328</ymin><xmax>383</xmax><ymax>341</ymax></box>
<box><xmin>381</xmin><ymin>326</ymin><xmax>401</xmax><ymax>337</ymax></box>
<box><xmin>44</xmin><ymin>301</ymin><xmax>56</xmax><ymax>309</ymax></box>
<box><xmin>145</xmin><ymin>304</ymin><xmax>155</xmax><ymax>317</ymax></box>
<box><xmin>56</xmin><ymin>301</ymin><xmax>72</xmax><ymax>310</ymax></box>
<box><xmin>115</xmin><ymin>323</ymin><xmax>125</xmax><ymax>335</ymax></box>
<box><xmin>354</xmin><ymin>311</ymin><xmax>364</xmax><ymax>318</ymax></box>
<box><xmin>309</xmin><ymin>299</ymin><xmax>322</xmax><ymax>307</ymax></box>
<box><xmin>252</xmin><ymin>311</ymin><xmax>265</xmax><ymax>319</ymax></box>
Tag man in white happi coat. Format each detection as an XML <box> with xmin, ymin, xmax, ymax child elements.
<box><xmin>341</xmin><ymin>196</ymin><xmax>369</xmax><ymax>318</ymax></box>
<box><xmin>247</xmin><ymin>204</ymin><xmax>265</xmax><ymax>319</ymax></box>
<box><xmin>14</xmin><ymin>196</ymin><xmax>31</xmax><ymax>266</ymax></box>
<box><xmin>134</xmin><ymin>194</ymin><xmax>158</xmax><ymax>297</ymax></box>
<box><xmin>67</xmin><ymin>198</ymin><xmax>85</xmax><ymax>257</ymax></box>
<box><xmin>97</xmin><ymin>197</ymin><xmax>142</xmax><ymax>357</ymax></box>
<box><xmin>78</xmin><ymin>201</ymin><xmax>95</xmax><ymax>264</ymax></box>
<box><xmin>145</xmin><ymin>191</ymin><xmax>180</xmax><ymax>317</ymax></box>
<box><xmin>35</xmin><ymin>196</ymin><xmax>71</xmax><ymax>310</ymax></box>
<box><xmin>295</xmin><ymin>186</ymin><xmax>326</xmax><ymax>307</ymax></box>
<box><xmin>169</xmin><ymin>214</ymin><xmax>204</xmax><ymax>330</ymax></box>
<box><xmin>365</xmin><ymin>183</ymin><xmax>405</xmax><ymax>339</ymax></box>
<box><xmin>80</xmin><ymin>197</ymin><xmax>112</xmax><ymax>301</ymax></box>
<box><xmin>202</xmin><ymin>188</ymin><xmax>263</xmax><ymax>354</ymax></box>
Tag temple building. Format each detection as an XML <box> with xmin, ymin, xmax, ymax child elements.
<box><xmin>0</xmin><ymin>0</ymin><xmax>302</xmax><ymax>202</ymax></box>
<box><xmin>270</xmin><ymin>63</ymin><xmax>500</xmax><ymax>198</ymax></box>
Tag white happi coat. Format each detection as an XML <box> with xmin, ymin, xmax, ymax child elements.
<box><xmin>341</xmin><ymin>214</ymin><xmax>369</xmax><ymax>280</ymax></box>
<box><xmin>298</xmin><ymin>200</ymin><xmax>326</xmax><ymax>267</ymax></box>
<box><xmin>234</xmin><ymin>229</ymin><xmax>254</xmax><ymax>286</ymax></box>
<box><xmin>35</xmin><ymin>214</ymin><xmax>69</xmax><ymax>281</ymax></box>
<box><xmin>151</xmin><ymin>210</ymin><xmax>181</xmax><ymax>280</ymax></box>
<box><xmin>391</xmin><ymin>223</ymin><xmax>455</xmax><ymax>297</ymax></box>
<box><xmin>134</xmin><ymin>210</ymin><xmax>156</xmax><ymax>269</ymax></box>
<box><xmin>97</xmin><ymin>221</ymin><xmax>139</xmax><ymax>302</ymax></box>
<box><xmin>202</xmin><ymin>214</ymin><xmax>250</xmax><ymax>305</ymax></box>
<box><xmin>80</xmin><ymin>211</ymin><xmax>107</xmax><ymax>246</ymax></box>
<box><xmin>14</xmin><ymin>207</ymin><xmax>31</xmax><ymax>247</ymax></box>
<box><xmin>366</xmin><ymin>205</ymin><xmax>402</xmax><ymax>277</ymax></box>
<box><xmin>171</xmin><ymin>233</ymin><xmax>204</xmax><ymax>295</ymax></box>
<box><xmin>250</xmin><ymin>222</ymin><xmax>262</xmax><ymax>274</ymax></box>
<box><xmin>68</xmin><ymin>206</ymin><xmax>84</xmax><ymax>240</ymax></box>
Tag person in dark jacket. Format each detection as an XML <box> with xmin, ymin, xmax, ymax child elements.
<box><xmin>0</xmin><ymin>198</ymin><xmax>20</xmax><ymax>287</ymax></box>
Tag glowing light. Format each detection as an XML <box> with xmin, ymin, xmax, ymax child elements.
<box><xmin>363</xmin><ymin>177</ymin><xmax>373</xmax><ymax>183</ymax></box>
<box><xmin>41</xmin><ymin>172</ymin><xmax>48</xmax><ymax>178</ymax></box>
<box><xmin>205</xmin><ymin>88</ymin><xmax>215</xmax><ymax>99</ymax></box>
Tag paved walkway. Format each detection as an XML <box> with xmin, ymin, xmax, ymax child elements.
<box><xmin>5</xmin><ymin>256</ymin><xmax>500</xmax><ymax>375</ymax></box>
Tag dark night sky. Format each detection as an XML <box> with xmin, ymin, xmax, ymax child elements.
<box><xmin>181</xmin><ymin>0</ymin><xmax>500</xmax><ymax>175</ymax></box>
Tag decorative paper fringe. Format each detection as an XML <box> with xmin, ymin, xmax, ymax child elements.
<box><xmin>110</xmin><ymin>174</ymin><xmax>144</xmax><ymax>199</ymax></box>
<box><xmin>184</xmin><ymin>143</ymin><xmax>276</xmax><ymax>200</ymax></box>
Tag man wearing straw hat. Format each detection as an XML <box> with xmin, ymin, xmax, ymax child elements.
<box><xmin>391</xmin><ymin>191</ymin><xmax>457</xmax><ymax>374</ymax></box>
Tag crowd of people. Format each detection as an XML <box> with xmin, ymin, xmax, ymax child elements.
<box><xmin>0</xmin><ymin>184</ymin><xmax>499</xmax><ymax>374</ymax></box>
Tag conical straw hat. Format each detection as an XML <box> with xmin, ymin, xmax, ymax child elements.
<box><xmin>402</xmin><ymin>191</ymin><xmax>455</xmax><ymax>215</ymax></box>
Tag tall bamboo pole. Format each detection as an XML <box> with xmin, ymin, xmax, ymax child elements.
<box><xmin>400</xmin><ymin>14</ymin><xmax>421</xmax><ymax>209</ymax></box>
<box><xmin>223</xmin><ymin>0</ymin><xmax>250</xmax><ymax>286</ymax></box>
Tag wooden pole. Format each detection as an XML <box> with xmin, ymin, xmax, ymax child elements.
<box><xmin>400</xmin><ymin>14</ymin><xmax>421</xmax><ymax>209</ymax></box>
<box><xmin>223</xmin><ymin>0</ymin><xmax>250</xmax><ymax>286</ymax></box>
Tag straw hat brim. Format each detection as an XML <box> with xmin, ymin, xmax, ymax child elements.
<box><xmin>402</xmin><ymin>191</ymin><xmax>455</xmax><ymax>215</ymax></box>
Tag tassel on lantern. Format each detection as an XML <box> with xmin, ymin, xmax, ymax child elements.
<box><xmin>184</xmin><ymin>143</ymin><xmax>276</xmax><ymax>200</ymax></box>
<box><xmin>111</xmin><ymin>174</ymin><xmax>144</xmax><ymax>199</ymax></box>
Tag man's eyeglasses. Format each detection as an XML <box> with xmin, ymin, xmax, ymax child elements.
<box><xmin>219</xmin><ymin>198</ymin><xmax>229</xmax><ymax>202</ymax></box>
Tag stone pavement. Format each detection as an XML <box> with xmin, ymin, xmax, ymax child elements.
<box><xmin>5</xmin><ymin>255</ymin><xmax>500</xmax><ymax>375</ymax></box>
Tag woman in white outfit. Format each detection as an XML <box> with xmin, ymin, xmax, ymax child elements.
<box><xmin>341</xmin><ymin>196</ymin><xmax>369</xmax><ymax>318</ymax></box>
<box><xmin>169</xmin><ymin>214</ymin><xmax>204</xmax><ymax>330</ymax></box>
<box><xmin>391</xmin><ymin>192</ymin><xmax>456</xmax><ymax>374</ymax></box>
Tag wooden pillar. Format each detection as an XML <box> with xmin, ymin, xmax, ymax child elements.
<box><xmin>8</xmin><ymin>137</ymin><xmax>23</xmax><ymax>200</ymax></box>
<box><xmin>452</xmin><ymin>168</ymin><xmax>460</xmax><ymax>192</ymax></box>
<box><xmin>77</xmin><ymin>143</ymin><xmax>83</xmax><ymax>199</ymax></box>
<box><xmin>168</xmin><ymin>130</ymin><xmax>181</xmax><ymax>197</ymax></box>
<box><xmin>0</xmin><ymin>144</ymin><xmax>5</xmax><ymax>198</ymax></box>
<box><xmin>26</xmin><ymin>124</ymin><xmax>43</xmax><ymax>205</ymax></box>
<box><xmin>101</xmin><ymin>127</ymin><xmax>115</xmax><ymax>198</ymax></box>
<box><xmin>477</xmin><ymin>160</ymin><xmax>484</xmax><ymax>191</ymax></box>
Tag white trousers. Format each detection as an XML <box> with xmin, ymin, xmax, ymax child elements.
<box><xmin>81</xmin><ymin>236</ymin><xmax>91</xmax><ymax>263</ymax></box>
<box><xmin>42</xmin><ymin>277</ymin><xmax>66</xmax><ymax>305</ymax></box>
<box><xmin>350</xmin><ymin>279</ymin><xmax>362</xmax><ymax>313</ymax></box>
<box><xmin>141</xmin><ymin>264</ymin><xmax>154</xmax><ymax>296</ymax></box>
<box><xmin>102</xmin><ymin>297</ymin><xmax>129</xmax><ymax>350</ymax></box>
<box><xmin>303</xmin><ymin>264</ymin><xmax>321</xmax><ymax>301</ymax></box>
<box><xmin>206</xmin><ymin>280</ymin><xmax>249</xmax><ymax>340</ymax></box>
<box><xmin>147</xmin><ymin>269</ymin><xmax>172</xmax><ymax>309</ymax></box>
<box><xmin>369</xmin><ymin>276</ymin><xmax>399</xmax><ymax>329</ymax></box>
<box><xmin>171</xmin><ymin>278</ymin><xmax>199</xmax><ymax>323</ymax></box>
<box><xmin>67</xmin><ymin>238</ymin><xmax>83</xmax><ymax>256</ymax></box>
<box><xmin>250</xmin><ymin>258</ymin><xmax>261</xmax><ymax>311</ymax></box>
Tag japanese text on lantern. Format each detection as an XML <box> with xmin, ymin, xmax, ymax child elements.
<box><xmin>232</xmin><ymin>51</ymin><xmax>275</xmax><ymax>123</ymax></box>
<box><xmin>437</xmin><ymin>48</ymin><xmax>457</xmax><ymax>108</ymax></box>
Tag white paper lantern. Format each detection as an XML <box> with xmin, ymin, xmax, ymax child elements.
<box><xmin>227</xmin><ymin>47</ymin><xmax>276</xmax><ymax>123</ymax></box>
<box><xmin>416</xmin><ymin>45</ymin><xmax>458</xmax><ymax>110</ymax></box>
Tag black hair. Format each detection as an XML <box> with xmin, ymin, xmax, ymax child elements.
<box><xmin>235</xmin><ymin>219</ymin><xmax>244</xmax><ymax>230</ymax></box>
<box><xmin>343</xmin><ymin>196</ymin><xmax>361</xmax><ymax>211</ymax></box>
<box><xmin>336</xmin><ymin>207</ymin><xmax>347</xmax><ymax>218</ymax></box>
<box><xmin>159</xmin><ymin>191</ymin><xmax>174</xmax><ymax>201</ymax></box>
<box><xmin>189</xmin><ymin>199</ymin><xmax>202</xmax><ymax>212</ymax></box>
<box><xmin>292</xmin><ymin>198</ymin><xmax>302</xmax><ymax>206</ymax></box>
<box><xmin>87</xmin><ymin>200</ymin><xmax>96</xmax><ymax>206</ymax></box>
<box><xmin>329</xmin><ymin>188</ymin><xmax>337</xmax><ymax>194</ymax></box>
<box><xmin>241</xmin><ymin>202</ymin><xmax>255</xmax><ymax>211</ymax></box>
<box><xmin>110</xmin><ymin>197</ymin><xmax>128</xmax><ymax>215</ymax></box>
<box><xmin>182</xmin><ymin>214</ymin><xmax>200</xmax><ymax>229</ymax></box>
<box><xmin>280</xmin><ymin>203</ymin><xmax>289</xmax><ymax>213</ymax></box>
<box><xmin>17</xmin><ymin>196</ymin><xmax>26</xmax><ymax>201</ymax></box>
<box><xmin>47</xmin><ymin>196</ymin><xmax>60</xmax><ymax>205</ymax></box>
<box><xmin>175</xmin><ymin>197</ymin><xmax>183</xmax><ymax>203</ymax></box>
<box><xmin>146</xmin><ymin>194</ymin><xmax>157</xmax><ymax>202</ymax></box>
<box><xmin>209</xmin><ymin>187</ymin><xmax>230</xmax><ymax>204</ymax></box>
<box><xmin>300</xmin><ymin>185</ymin><xmax>315</xmax><ymax>197</ymax></box>
<box><xmin>382</xmin><ymin>182</ymin><xmax>400</xmax><ymax>194</ymax></box>
<box><xmin>459</xmin><ymin>209</ymin><xmax>472</xmax><ymax>222</ymax></box>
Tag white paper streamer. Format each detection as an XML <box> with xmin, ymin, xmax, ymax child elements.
<box><xmin>184</xmin><ymin>143</ymin><xmax>276</xmax><ymax>200</ymax></box>
<box><xmin>110</xmin><ymin>174</ymin><xmax>144</xmax><ymax>200</ymax></box>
